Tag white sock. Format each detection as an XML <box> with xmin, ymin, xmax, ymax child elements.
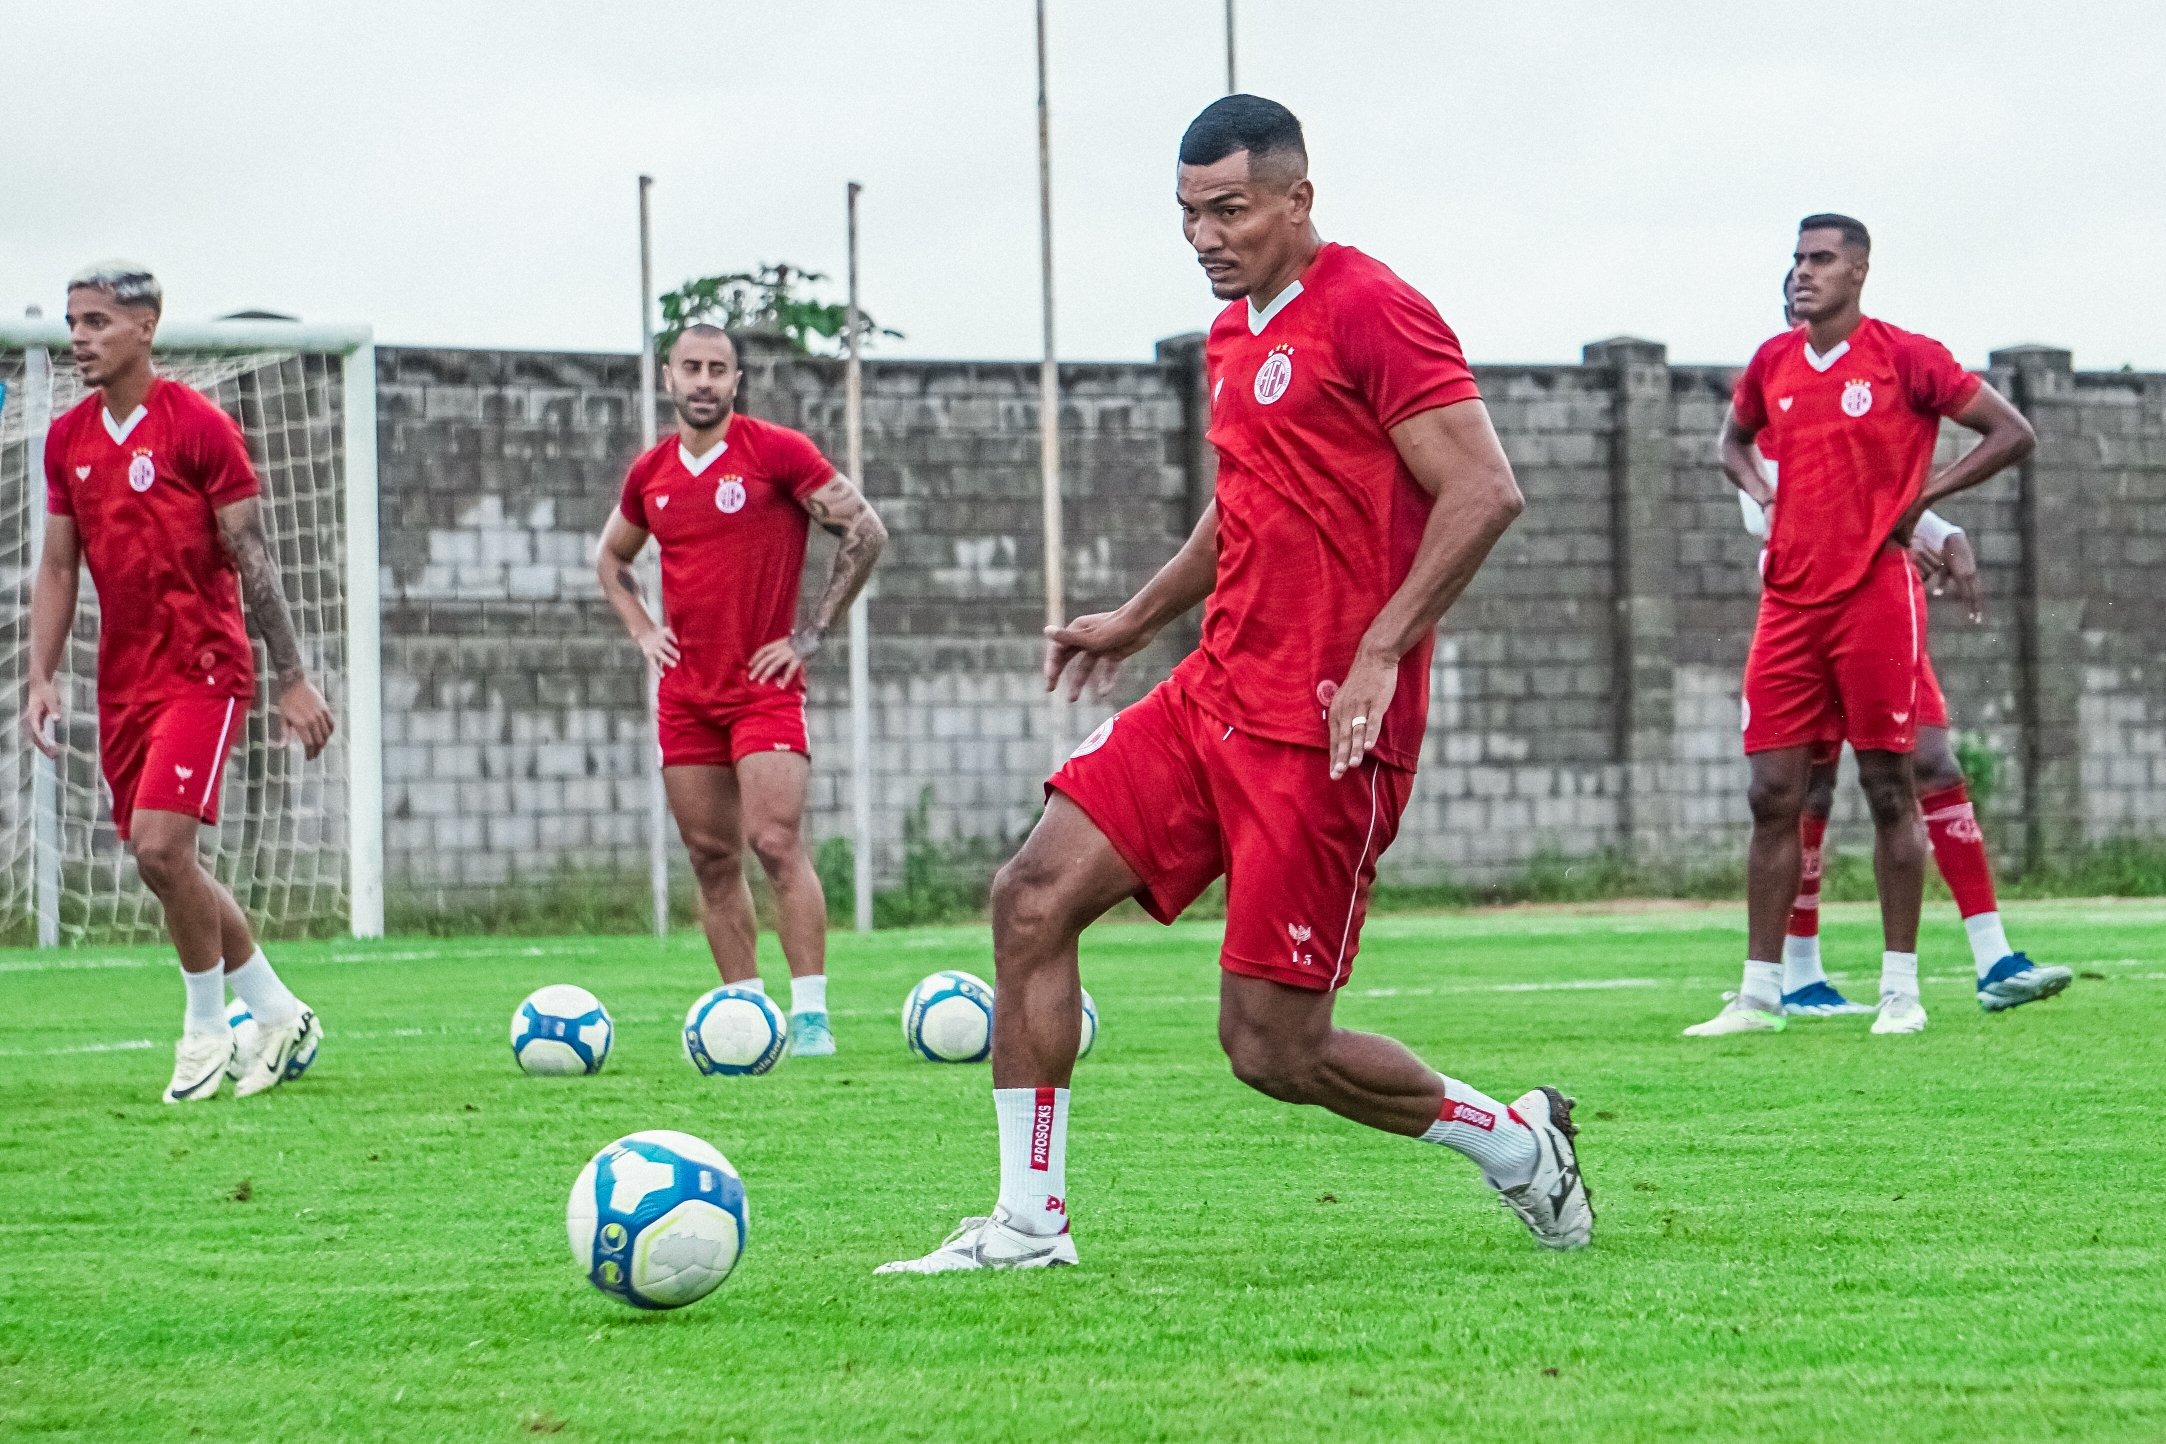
<box><xmin>1419</xmin><ymin>1075</ymin><xmax>1538</xmax><ymax>1187</ymax></box>
<box><xmin>1881</xmin><ymin>950</ymin><xmax>1919</xmax><ymax>999</ymax></box>
<box><xmin>994</xmin><ymin>1087</ymin><xmax>1070</xmax><ymax>1236</ymax></box>
<box><xmin>1781</xmin><ymin>934</ymin><xmax>1827</xmax><ymax>993</ymax></box>
<box><xmin>225</xmin><ymin>948</ymin><xmax>301</xmax><ymax>1026</ymax></box>
<box><xmin>789</xmin><ymin>974</ymin><xmax>828</xmax><ymax>1016</ymax></box>
<box><xmin>728</xmin><ymin>976</ymin><xmax>767</xmax><ymax>999</ymax></box>
<box><xmin>1964</xmin><ymin>912</ymin><xmax>2014</xmax><ymax>977</ymax></box>
<box><xmin>182</xmin><ymin>966</ymin><xmax>227</xmax><ymax>1034</ymax></box>
<box><xmin>1740</xmin><ymin>959</ymin><xmax>1782</xmax><ymax>1012</ymax></box>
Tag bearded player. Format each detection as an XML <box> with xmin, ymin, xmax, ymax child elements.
<box><xmin>596</xmin><ymin>325</ymin><xmax>886</xmax><ymax>1056</ymax></box>
<box><xmin>25</xmin><ymin>263</ymin><xmax>335</xmax><ymax>1102</ymax></box>
<box><xmin>879</xmin><ymin>95</ymin><xmax>1590</xmax><ymax>1275</ymax></box>
<box><xmin>1689</xmin><ymin>217</ymin><xmax>2049</xmax><ymax>1038</ymax></box>
<box><xmin>1745</xmin><ymin>273</ymin><xmax>2072</xmax><ymax>1021</ymax></box>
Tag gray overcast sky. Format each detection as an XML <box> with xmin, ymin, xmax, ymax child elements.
<box><xmin>4</xmin><ymin>1</ymin><xmax>2159</xmax><ymax>369</ymax></box>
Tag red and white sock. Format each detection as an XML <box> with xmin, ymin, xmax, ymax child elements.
<box><xmin>994</xmin><ymin>1087</ymin><xmax>1070</xmax><ymax>1236</ymax></box>
<box><xmin>1419</xmin><ymin>1076</ymin><xmax>1537</xmax><ymax>1187</ymax></box>
<box><xmin>1783</xmin><ymin>813</ymin><xmax>1829</xmax><ymax>993</ymax></box>
<box><xmin>1920</xmin><ymin>782</ymin><xmax>2013</xmax><ymax>976</ymax></box>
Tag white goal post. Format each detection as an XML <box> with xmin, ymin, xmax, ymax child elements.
<box><xmin>0</xmin><ymin>318</ymin><xmax>382</xmax><ymax>942</ymax></box>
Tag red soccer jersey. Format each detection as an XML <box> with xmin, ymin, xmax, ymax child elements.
<box><xmin>44</xmin><ymin>378</ymin><xmax>260</xmax><ymax>703</ymax></box>
<box><xmin>617</xmin><ymin>412</ymin><xmax>835</xmax><ymax>705</ymax></box>
<box><xmin>1171</xmin><ymin>242</ymin><xmax>1481</xmax><ymax>772</ymax></box>
<box><xmin>1732</xmin><ymin>317</ymin><xmax>1980</xmax><ymax>607</ymax></box>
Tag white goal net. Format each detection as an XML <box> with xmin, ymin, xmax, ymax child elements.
<box><xmin>0</xmin><ymin>321</ymin><xmax>381</xmax><ymax>945</ymax></box>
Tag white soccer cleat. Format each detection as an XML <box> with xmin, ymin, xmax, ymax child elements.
<box><xmin>873</xmin><ymin>1206</ymin><xmax>1078</xmax><ymax>1274</ymax></box>
<box><xmin>234</xmin><ymin>1006</ymin><xmax>320</xmax><ymax>1098</ymax></box>
<box><xmin>1683</xmin><ymin>993</ymin><xmax>1787</xmax><ymax>1037</ymax></box>
<box><xmin>1490</xmin><ymin>1086</ymin><xmax>1594</xmax><ymax>1251</ymax></box>
<box><xmin>163</xmin><ymin>1029</ymin><xmax>233</xmax><ymax>1104</ymax></box>
<box><xmin>1870</xmin><ymin>992</ymin><xmax>1928</xmax><ymax>1035</ymax></box>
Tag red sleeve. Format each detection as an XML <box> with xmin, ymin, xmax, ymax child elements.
<box><xmin>1336</xmin><ymin>277</ymin><xmax>1481</xmax><ymax>430</ymax></box>
<box><xmin>773</xmin><ymin>426</ymin><xmax>837</xmax><ymax>501</ymax></box>
<box><xmin>1731</xmin><ymin>345</ymin><xmax>1771</xmax><ymax>433</ymax></box>
<box><xmin>617</xmin><ymin>452</ymin><xmax>652</xmax><ymax>530</ymax></box>
<box><xmin>186</xmin><ymin>397</ymin><xmax>261</xmax><ymax>508</ymax></box>
<box><xmin>43</xmin><ymin>417</ymin><xmax>73</xmax><ymax>517</ymax></box>
<box><xmin>1896</xmin><ymin>333</ymin><xmax>1983</xmax><ymax>418</ymax></box>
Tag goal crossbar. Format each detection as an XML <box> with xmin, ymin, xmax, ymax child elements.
<box><xmin>0</xmin><ymin>318</ymin><xmax>383</xmax><ymax>939</ymax></box>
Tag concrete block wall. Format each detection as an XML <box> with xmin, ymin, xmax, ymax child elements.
<box><xmin>370</xmin><ymin>334</ymin><xmax>2166</xmax><ymax>909</ymax></box>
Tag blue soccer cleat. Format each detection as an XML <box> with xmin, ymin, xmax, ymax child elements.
<box><xmin>1781</xmin><ymin>980</ymin><xmax>1876</xmax><ymax>1018</ymax></box>
<box><xmin>1977</xmin><ymin>953</ymin><xmax>2074</xmax><ymax>1014</ymax></box>
<box><xmin>788</xmin><ymin>1010</ymin><xmax>837</xmax><ymax>1057</ymax></box>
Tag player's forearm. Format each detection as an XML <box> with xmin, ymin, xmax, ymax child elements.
<box><xmin>800</xmin><ymin>511</ymin><xmax>888</xmax><ymax>639</ymax></box>
<box><xmin>1357</xmin><ymin>483</ymin><xmax>1520</xmax><ymax>664</ymax></box>
<box><xmin>27</xmin><ymin>561</ymin><xmax>77</xmax><ymax>687</ymax></box>
<box><xmin>1114</xmin><ymin>505</ymin><xmax>1218</xmax><ymax>640</ymax></box>
<box><xmin>1720</xmin><ymin>426</ymin><xmax>1774</xmax><ymax>504</ymax></box>
<box><xmin>217</xmin><ymin>507</ymin><xmax>310</xmax><ymax>685</ymax></box>
<box><xmin>1917</xmin><ymin>423</ymin><xmax>2033</xmax><ymax>513</ymax></box>
<box><xmin>597</xmin><ymin>552</ymin><xmax>660</xmax><ymax>643</ymax></box>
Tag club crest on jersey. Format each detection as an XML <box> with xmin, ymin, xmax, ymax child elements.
<box><xmin>715</xmin><ymin>476</ymin><xmax>747</xmax><ymax>514</ymax></box>
<box><xmin>1841</xmin><ymin>380</ymin><xmax>1874</xmax><ymax>417</ymax></box>
<box><xmin>127</xmin><ymin>449</ymin><xmax>155</xmax><ymax>492</ymax></box>
<box><xmin>1070</xmin><ymin>715</ymin><xmax>1115</xmax><ymax>759</ymax></box>
<box><xmin>1253</xmin><ymin>345</ymin><xmax>1295</xmax><ymax>406</ymax></box>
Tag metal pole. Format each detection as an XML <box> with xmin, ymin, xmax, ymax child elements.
<box><xmin>342</xmin><ymin>337</ymin><xmax>384</xmax><ymax>938</ymax></box>
<box><xmin>639</xmin><ymin>174</ymin><xmax>669</xmax><ymax>939</ymax></box>
<box><xmin>24</xmin><ymin>332</ymin><xmax>60</xmax><ymax>947</ymax></box>
<box><xmin>845</xmin><ymin>183</ymin><xmax>875</xmax><ymax>933</ymax></box>
<box><xmin>1225</xmin><ymin>0</ymin><xmax>1237</xmax><ymax>93</ymax></box>
<box><xmin>1036</xmin><ymin>0</ymin><xmax>1066</xmax><ymax>768</ymax></box>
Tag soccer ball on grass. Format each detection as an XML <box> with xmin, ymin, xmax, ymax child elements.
<box><xmin>567</xmin><ymin>1130</ymin><xmax>747</xmax><ymax>1310</ymax></box>
<box><xmin>684</xmin><ymin>985</ymin><xmax>788</xmax><ymax>1076</ymax></box>
<box><xmin>511</xmin><ymin>984</ymin><xmax>613</xmax><ymax>1076</ymax></box>
<box><xmin>903</xmin><ymin>969</ymin><xmax>996</xmax><ymax>1063</ymax></box>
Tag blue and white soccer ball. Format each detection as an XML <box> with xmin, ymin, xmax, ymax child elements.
<box><xmin>225</xmin><ymin>997</ymin><xmax>320</xmax><ymax>1083</ymax></box>
<box><xmin>1078</xmin><ymin>987</ymin><xmax>1098</xmax><ymax>1060</ymax></box>
<box><xmin>511</xmin><ymin>984</ymin><xmax>614</xmax><ymax>1076</ymax></box>
<box><xmin>683</xmin><ymin>986</ymin><xmax>788</xmax><ymax>1076</ymax></box>
<box><xmin>903</xmin><ymin>969</ymin><xmax>995</xmax><ymax>1063</ymax></box>
<box><xmin>567</xmin><ymin>1130</ymin><xmax>748</xmax><ymax>1310</ymax></box>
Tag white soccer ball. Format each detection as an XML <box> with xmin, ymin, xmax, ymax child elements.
<box><xmin>511</xmin><ymin>984</ymin><xmax>614</xmax><ymax>1076</ymax></box>
<box><xmin>225</xmin><ymin>997</ymin><xmax>321</xmax><ymax>1083</ymax></box>
<box><xmin>567</xmin><ymin>1129</ymin><xmax>748</xmax><ymax>1310</ymax></box>
<box><xmin>684</xmin><ymin>986</ymin><xmax>787</xmax><ymax>1076</ymax></box>
<box><xmin>1078</xmin><ymin>987</ymin><xmax>1098</xmax><ymax>1059</ymax></box>
<box><xmin>903</xmin><ymin>969</ymin><xmax>995</xmax><ymax>1063</ymax></box>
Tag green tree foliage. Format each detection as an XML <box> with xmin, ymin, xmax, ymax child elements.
<box><xmin>657</xmin><ymin>263</ymin><xmax>901</xmax><ymax>360</ymax></box>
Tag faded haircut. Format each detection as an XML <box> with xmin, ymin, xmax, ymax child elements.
<box><xmin>1798</xmin><ymin>213</ymin><xmax>1870</xmax><ymax>255</ymax></box>
<box><xmin>68</xmin><ymin>260</ymin><xmax>163</xmax><ymax>316</ymax></box>
<box><xmin>1179</xmin><ymin>94</ymin><xmax>1307</xmax><ymax>187</ymax></box>
<box><xmin>669</xmin><ymin>322</ymin><xmax>742</xmax><ymax>364</ymax></box>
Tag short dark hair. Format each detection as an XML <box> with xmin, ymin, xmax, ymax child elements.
<box><xmin>669</xmin><ymin>322</ymin><xmax>741</xmax><ymax>364</ymax></box>
<box><xmin>1798</xmin><ymin>213</ymin><xmax>1870</xmax><ymax>254</ymax></box>
<box><xmin>1179</xmin><ymin>94</ymin><xmax>1306</xmax><ymax>180</ymax></box>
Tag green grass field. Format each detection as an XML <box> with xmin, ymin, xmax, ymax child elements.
<box><xmin>3</xmin><ymin>900</ymin><xmax>2163</xmax><ymax>1442</ymax></box>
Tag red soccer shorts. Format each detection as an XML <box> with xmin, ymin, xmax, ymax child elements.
<box><xmin>1806</xmin><ymin>571</ymin><xmax>1949</xmax><ymax>764</ymax></box>
<box><xmin>1047</xmin><ymin>679</ymin><xmax>1414</xmax><ymax>992</ymax></box>
<box><xmin>657</xmin><ymin>686</ymin><xmax>808</xmax><ymax>768</ymax></box>
<box><xmin>99</xmin><ymin>693</ymin><xmax>244</xmax><ymax>841</ymax></box>
<box><xmin>1744</xmin><ymin>545</ymin><xmax>1924</xmax><ymax>756</ymax></box>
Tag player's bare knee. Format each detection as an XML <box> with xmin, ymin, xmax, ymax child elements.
<box><xmin>1803</xmin><ymin>768</ymin><xmax>1839</xmax><ymax>819</ymax></box>
<box><xmin>990</xmin><ymin>853</ymin><xmax>1071</xmax><ymax>948</ymax></box>
<box><xmin>745</xmin><ymin>822</ymin><xmax>801</xmax><ymax>876</ymax></box>
<box><xmin>1855</xmin><ymin>759</ymin><xmax>1916</xmax><ymax>829</ymax></box>
<box><xmin>131</xmin><ymin>838</ymin><xmax>196</xmax><ymax>895</ymax></box>
<box><xmin>1747</xmin><ymin>771</ymin><xmax>1807</xmax><ymax>825</ymax></box>
<box><xmin>683</xmin><ymin>836</ymin><xmax>743</xmax><ymax>893</ymax></box>
<box><xmin>1218</xmin><ymin>1020</ymin><xmax>1319</xmax><ymax>1103</ymax></box>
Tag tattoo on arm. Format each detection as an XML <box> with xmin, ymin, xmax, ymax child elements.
<box><xmin>217</xmin><ymin>499</ymin><xmax>307</xmax><ymax>684</ymax></box>
<box><xmin>612</xmin><ymin>562</ymin><xmax>646</xmax><ymax>606</ymax></box>
<box><xmin>798</xmin><ymin>475</ymin><xmax>888</xmax><ymax>642</ymax></box>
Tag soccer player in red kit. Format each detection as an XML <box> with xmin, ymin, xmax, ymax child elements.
<box><xmin>879</xmin><ymin>96</ymin><xmax>1591</xmax><ymax>1274</ymax></box>
<box><xmin>1748</xmin><ymin>272</ymin><xmax>2073</xmax><ymax>1020</ymax></box>
<box><xmin>25</xmin><ymin>263</ymin><xmax>336</xmax><ymax>1102</ymax></box>
<box><xmin>596</xmin><ymin>325</ymin><xmax>886</xmax><ymax>1055</ymax></box>
<box><xmin>1688</xmin><ymin>216</ymin><xmax>2044</xmax><ymax>1038</ymax></box>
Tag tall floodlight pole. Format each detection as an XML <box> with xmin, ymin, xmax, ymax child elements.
<box><xmin>638</xmin><ymin>174</ymin><xmax>669</xmax><ymax>939</ymax></box>
<box><xmin>1225</xmin><ymin>0</ymin><xmax>1238</xmax><ymax>92</ymax></box>
<box><xmin>1036</xmin><ymin>0</ymin><xmax>1066</xmax><ymax>768</ymax></box>
<box><xmin>845</xmin><ymin>182</ymin><xmax>876</xmax><ymax>934</ymax></box>
<box><xmin>24</xmin><ymin>316</ymin><xmax>59</xmax><ymax>948</ymax></box>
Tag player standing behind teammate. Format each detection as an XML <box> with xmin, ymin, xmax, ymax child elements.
<box><xmin>879</xmin><ymin>96</ymin><xmax>1590</xmax><ymax>1274</ymax></box>
<box><xmin>1749</xmin><ymin>273</ymin><xmax>2072</xmax><ymax>1020</ymax></box>
<box><xmin>24</xmin><ymin>263</ymin><xmax>335</xmax><ymax>1102</ymax></box>
<box><xmin>595</xmin><ymin>325</ymin><xmax>886</xmax><ymax>1056</ymax></box>
<box><xmin>1689</xmin><ymin>217</ymin><xmax>2039</xmax><ymax>1038</ymax></box>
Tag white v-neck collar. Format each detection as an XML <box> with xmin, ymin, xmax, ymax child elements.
<box><xmin>102</xmin><ymin>403</ymin><xmax>149</xmax><ymax>445</ymax></box>
<box><xmin>1247</xmin><ymin>280</ymin><xmax>1304</xmax><ymax>335</ymax></box>
<box><xmin>1802</xmin><ymin>337</ymin><xmax>1851</xmax><ymax>373</ymax></box>
<box><xmin>678</xmin><ymin>437</ymin><xmax>729</xmax><ymax>476</ymax></box>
